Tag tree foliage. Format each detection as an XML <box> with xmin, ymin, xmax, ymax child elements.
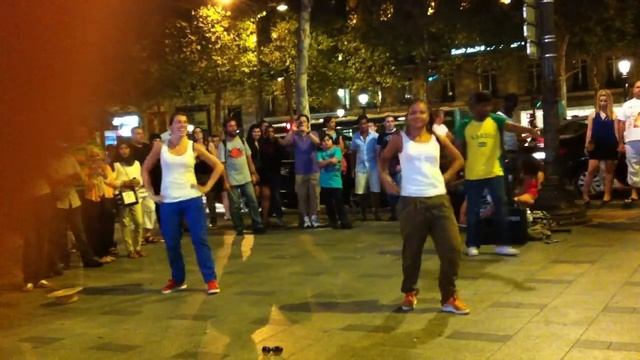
<box><xmin>555</xmin><ymin>0</ymin><xmax>639</xmax><ymax>105</ymax></box>
<box><xmin>352</xmin><ymin>0</ymin><xmax>521</xmax><ymax>79</ymax></box>
<box><xmin>261</xmin><ymin>18</ymin><xmax>398</xmax><ymax>111</ymax></box>
<box><xmin>160</xmin><ymin>5</ymin><xmax>257</xmax><ymax>102</ymax></box>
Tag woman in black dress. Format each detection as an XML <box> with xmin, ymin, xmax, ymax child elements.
<box><xmin>582</xmin><ymin>89</ymin><xmax>619</xmax><ymax>204</ymax></box>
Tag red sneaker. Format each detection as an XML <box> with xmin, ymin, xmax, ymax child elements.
<box><xmin>401</xmin><ymin>291</ymin><xmax>418</xmax><ymax>311</ymax></box>
<box><xmin>207</xmin><ymin>280</ymin><xmax>221</xmax><ymax>295</ymax></box>
<box><xmin>161</xmin><ymin>279</ymin><xmax>187</xmax><ymax>294</ymax></box>
<box><xmin>441</xmin><ymin>295</ymin><xmax>470</xmax><ymax>315</ymax></box>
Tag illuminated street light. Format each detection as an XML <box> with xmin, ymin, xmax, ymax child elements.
<box><xmin>618</xmin><ymin>59</ymin><xmax>632</xmax><ymax>100</ymax></box>
<box><xmin>216</xmin><ymin>0</ymin><xmax>233</xmax><ymax>5</ymax></box>
<box><xmin>358</xmin><ymin>93</ymin><xmax>369</xmax><ymax>115</ymax></box>
<box><xmin>357</xmin><ymin>93</ymin><xmax>369</xmax><ymax>106</ymax></box>
<box><xmin>276</xmin><ymin>3</ymin><xmax>288</xmax><ymax>12</ymax></box>
<box><xmin>618</xmin><ymin>59</ymin><xmax>631</xmax><ymax>77</ymax></box>
<box><xmin>336</xmin><ymin>108</ymin><xmax>346</xmax><ymax>118</ymax></box>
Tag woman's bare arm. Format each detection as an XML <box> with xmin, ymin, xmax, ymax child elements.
<box><xmin>585</xmin><ymin>112</ymin><xmax>594</xmax><ymax>149</ymax></box>
<box><xmin>378</xmin><ymin>134</ymin><xmax>402</xmax><ymax>195</ymax></box>
<box><xmin>437</xmin><ymin>134</ymin><xmax>464</xmax><ymax>183</ymax></box>
<box><xmin>142</xmin><ymin>141</ymin><xmax>162</xmax><ymax>201</ymax></box>
<box><xmin>194</xmin><ymin>143</ymin><xmax>225</xmax><ymax>193</ymax></box>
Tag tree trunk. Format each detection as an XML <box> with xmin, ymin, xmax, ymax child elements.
<box><xmin>590</xmin><ymin>54</ymin><xmax>600</xmax><ymax>94</ymax></box>
<box><xmin>285</xmin><ymin>73</ymin><xmax>294</xmax><ymax>118</ymax></box>
<box><xmin>256</xmin><ymin>20</ymin><xmax>265</xmax><ymax>123</ymax></box>
<box><xmin>214</xmin><ymin>89</ymin><xmax>222</xmax><ymax>134</ymax></box>
<box><xmin>558</xmin><ymin>34</ymin><xmax>569</xmax><ymax>116</ymax></box>
<box><xmin>295</xmin><ymin>0</ymin><xmax>312</xmax><ymax>116</ymax></box>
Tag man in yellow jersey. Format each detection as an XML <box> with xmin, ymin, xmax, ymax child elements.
<box><xmin>455</xmin><ymin>92</ymin><xmax>538</xmax><ymax>257</ymax></box>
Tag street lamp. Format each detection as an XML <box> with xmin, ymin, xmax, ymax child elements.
<box><xmin>358</xmin><ymin>93</ymin><xmax>369</xmax><ymax>114</ymax></box>
<box><xmin>618</xmin><ymin>59</ymin><xmax>632</xmax><ymax>100</ymax></box>
<box><xmin>276</xmin><ymin>3</ymin><xmax>288</xmax><ymax>12</ymax></box>
<box><xmin>336</xmin><ymin>108</ymin><xmax>345</xmax><ymax>118</ymax></box>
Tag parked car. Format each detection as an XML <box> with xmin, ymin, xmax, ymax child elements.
<box><xmin>530</xmin><ymin>118</ymin><xmax>628</xmax><ymax>195</ymax></box>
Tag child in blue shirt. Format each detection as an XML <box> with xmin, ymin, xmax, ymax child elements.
<box><xmin>317</xmin><ymin>134</ymin><xmax>352</xmax><ymax>229</ymax></box>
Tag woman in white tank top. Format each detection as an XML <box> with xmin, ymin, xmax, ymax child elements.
<box><xmin>142</xmin><ymin>112</ymin><xmax>225</xmax><ymax>295</ymax></box>
<box><xmin>379</xmin><ymin>100</ymin><xmax>469</xmax><ymax>315</ymax></box>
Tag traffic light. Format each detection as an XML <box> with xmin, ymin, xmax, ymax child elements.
<box><xmin>523</xmin><ymin>0</ymin><xmax>537</xmax><ymax>59</ymax></box>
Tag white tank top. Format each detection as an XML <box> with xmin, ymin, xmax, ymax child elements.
<box><xmin>399</xmin><ymin>131</ymin><xmax>446</xmax><ymax>197</ymax></box>
<box><xmin>160</xmin><ymin>140</ymin><xmax>202</xmax><ymax>203</ymax></box>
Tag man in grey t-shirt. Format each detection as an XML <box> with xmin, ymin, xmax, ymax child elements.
<box><xmin>222</xmin><ymin>119</ymin><xmax>265</xmax><ymax>235</ymax></box>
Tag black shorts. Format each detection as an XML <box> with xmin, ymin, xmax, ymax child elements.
<box><xmin>589</xmin><ymin>143</ymin><xmax>618</xmax><ymax>160</ymax></box>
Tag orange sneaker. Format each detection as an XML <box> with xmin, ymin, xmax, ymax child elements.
<box><xmin>207</xmin><ymin>280</ymin><xmax>221</xmax><ymax>295</ymax></box>
<box><xmin>401</xmin><ymin>291</ymin><xmax>418</xmax><ymax>311</ymax></box>
<box><xmin>161</xmin><ymin>279</ymin><xmax>187</xmax><ymax>294</ymax></box>
<box><xmin>441</xmin><ymin>296</ymin><xmax>470</xmax><ymax>315</ymax></box>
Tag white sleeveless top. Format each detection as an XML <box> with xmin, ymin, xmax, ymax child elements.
<box><xmin>160</xmin><ymin>140</ymin><xmax>201</xmax><ymax>203</ymax></box>
<box><xmin>399</xmin><ymin>131</ymin><xmax>446</xmax><ymax>197</ymax></box>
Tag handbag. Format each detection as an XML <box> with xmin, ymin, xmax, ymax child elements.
<box><xmin>115</xmin><ymin>163</ymin><xmax>139</xmax><ymax>207</ymax></box>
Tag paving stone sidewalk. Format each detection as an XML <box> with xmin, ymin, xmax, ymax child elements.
<box><xmin>0</xmin><ymin>207</ymin><xmax>639</xmax><ymax>359</ymax></box>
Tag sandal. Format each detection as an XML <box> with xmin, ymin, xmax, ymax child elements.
<box><xmin>624</xmin><ymin>197</ymin><xmax>638</xmax><ymax>204</ymax></box>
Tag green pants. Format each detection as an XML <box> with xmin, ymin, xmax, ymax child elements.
<box><xmin>398</xmin><ymin>195</ymin><xmax>461</xmax><ymax>303</ymax></box>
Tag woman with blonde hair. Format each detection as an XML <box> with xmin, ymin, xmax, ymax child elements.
<box><xmin>582</xmin><ymin>89</ymin><xmax>618</xmax><ymax>204</ymax></box>
<box><xmin>83</xmin><ymin>146</ymin><xmax>117</xmax><ymax>263</ymax></box>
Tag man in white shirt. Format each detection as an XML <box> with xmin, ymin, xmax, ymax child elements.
<box><xmin>431</xmin><ymin>109</ymin><xmax>452</xmax><ymax>139</ymax></box>
<box><xmin>351</xmin><ymin>115</ymin><xmax>381</xmax><ymax>221</ymax></box>
<box><xmin>616</xmin><ymin>80</ymin><xmax>640</xmax><ymax>204</ymax></box>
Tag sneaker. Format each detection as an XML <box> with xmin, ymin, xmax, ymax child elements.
<box><xmin>466</xmin><ymin>247</ymin><xmax>479</xmax><ymax>257</ymax></box>
<box><xmin>161</xmin><ymin>279</ymin><xmax>187</xmax><ymax>294</ymax></box>
<box><xmin>36</xmin><ymin>280</ymin><xmax>51</xmax><ymax>289</ymax></box>
<box><xmin>441</xmin><ymin>296</ymin><xmax>470</xmax><ymax>315</ymax></box>
<box><xmin>83</xmin><ymin>258</ymin><xmax>104</xmax><ymax>268</ymax></box>
<box><xmin>401</xmin><ymin>291</ymin><xmax>418</xmax><ymax>311</ymax></box>
<box><xmin>310</xmin><ymin>215</ymin><xmax>321</xmax><ymax>228</ymax></box>
<box><xmin>207</xmin><ymin>280</ymin><xmax>221</xmax><ymax>295</ymax></box>
<box><xmin>22</xmin><ymin>283</ymin><xmax>34</xmax><ymax>292</ymax></box>
<box><xmin>99</xmin><ymin>256</ymin><xmax>114</xmax><ymax>263</ymax></box>
<box><xmin>303</xmin><ymin>216</ymin><xmax>312</xmax><ymax>228</ymax></box>
<box><xmin>272</xmin><ymin>218</ymin><xmax>286</xmax><ymax>227</ymax></box>
<box><xmin>495</xmin><ymin>246</ymin><xmax>520</xmax><ymax>256</ymax></box>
